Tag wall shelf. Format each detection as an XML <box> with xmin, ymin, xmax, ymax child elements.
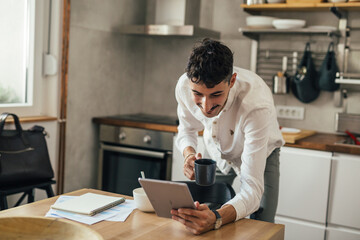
<box><xmin>239</xmin><ymin>27</ymin><xmax>340</xmax><ymax>40</ymax></box>
<box><xmin>336</xmin><ymin>78</ymin><xmax>360</xmax><ymax>85</ymax></box>
<box><xmin>336</xmin><ymin>73</ymin><xmax>360</xmax><ymax>87</ymax></box>
<box><xmin>241</xmin><ymin>2</ymin><xmax>360</xmax><ymax>12</ymax></box>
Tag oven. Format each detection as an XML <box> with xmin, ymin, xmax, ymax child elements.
<box><xmin>97</xmin><ymin>125</ymin><xmax>173</xmax><ymax>196</ymax></box>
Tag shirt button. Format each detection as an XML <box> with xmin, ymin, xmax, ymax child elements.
<box><xmin>212</xmin><ymin>135</ymin><xmax>216</xmax><ymax>138</ymax></box>
<box><xmin>213</xmin><ymin>121</ymin><xmax>217</xmax><ymax>124</ymax></box>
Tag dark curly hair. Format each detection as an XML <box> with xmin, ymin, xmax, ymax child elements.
<box><xmin>186</xmin><ymin>38</ymin><xmax>233</xmax><ymax>88</ymax></box>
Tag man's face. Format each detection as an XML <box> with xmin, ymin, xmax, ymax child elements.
<box><xmin>189</xmin><ymin>73</ymin><xmax>236</xmax><ymax>118</ymax></box>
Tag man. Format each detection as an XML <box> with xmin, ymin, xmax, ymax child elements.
<box><xmin>171</xmin><ymin>38</ymin><xmax>284</xmax><ymax>235</ymax></box>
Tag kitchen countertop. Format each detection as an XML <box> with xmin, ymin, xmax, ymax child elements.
<box><xmin>93</xmin><ymin>115</ymin><xmax>360</xmax><ymax>155</ymax></box>
<box><xmin>283</xmin><ymin>132</ymin><xmax>360</xmax><ymax>155</ymax></box>
<box><xmin>93</xmin><ymin>114</ymin><xmax>178</xmax><ymax>133</ymax></box>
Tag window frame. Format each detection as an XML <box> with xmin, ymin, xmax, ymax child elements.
<box><xmin>0</xmin><ymin>0</ymin><xmax>59</xmax><ymax>117</ymax></box>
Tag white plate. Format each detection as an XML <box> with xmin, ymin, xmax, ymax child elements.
<box><xmin>308</xmin><ymin>25</ymin><xmax>337</xmax><ymax>31</ymax></box>
<box><xmin>273</xmin><ymin>19</ymin><xmax>306</xmax><ymax>29</ymax></box>
<box><xmin>281</xmin><ymin>127</ymin><xmax>301</xmax><ymax>134</ymax></box>
<box><xmin>246</xmin><ymin>16</ymin><xmax>277</xmax><ymax>29</ymax></box>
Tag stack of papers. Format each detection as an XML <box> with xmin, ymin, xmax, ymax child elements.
<box><xmin>46</xmin><ymin>195</ymin><xmax>136</xmax><ymax>225</ymax></box>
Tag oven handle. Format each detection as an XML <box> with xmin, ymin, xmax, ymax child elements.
<box><xmin>100</xmin><ymin>143</ymin><xmax>166</xmax><ymax>159</ymax></box>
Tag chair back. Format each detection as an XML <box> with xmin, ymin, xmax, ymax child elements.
<box><xmin>177</xmin><ymin>181</ymin><xmax>235</xmax><ymax>210</ymax></box>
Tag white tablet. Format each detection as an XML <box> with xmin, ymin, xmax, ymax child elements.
<box><xmin>138</xmin><ymin>178</ymin><xmax>196</xmax><ymax>218</ymax></box>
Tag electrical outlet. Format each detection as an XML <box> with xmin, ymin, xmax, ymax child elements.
<box><xmin>276</xmin><ymin>105</ymin><xmax>305</xmax><ymax>120</ymax></box>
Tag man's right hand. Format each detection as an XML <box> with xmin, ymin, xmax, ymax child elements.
<box><xmin>184</xmin><ymin>152</ymin><xmax>202</xmax><ymax>180</ymax></box>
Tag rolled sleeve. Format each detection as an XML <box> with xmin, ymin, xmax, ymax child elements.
<box><xmin>224</xmin><ymin>107</ymin><xmax>272</xmax><ymax>221</ymax></box>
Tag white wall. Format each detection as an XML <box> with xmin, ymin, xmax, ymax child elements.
<box><xmin>64</xmin><ymin>0</ymin><xmax>147</xmax><ymax>192</ymax></box>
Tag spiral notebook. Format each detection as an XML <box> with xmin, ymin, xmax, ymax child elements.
<box><xmin>51</xmin><ymin>193</ymin><xmax>125</xmax><ymax>216</ymax></box>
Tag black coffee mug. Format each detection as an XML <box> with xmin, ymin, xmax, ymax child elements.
<box><xmin>195</xmin><ymin>159</ymin><xmax>216</xmax><ymax>186</ymax></box>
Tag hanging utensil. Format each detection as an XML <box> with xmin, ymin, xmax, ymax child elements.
<box><xmin>272</xmin><ymin>56</ymin><xmax>289</xmax><ymax>94</ymax></box>
<box><xmin>345</xmin><ymin>130</ymin><xmax>360</xmax><ymax>145</ymax></box>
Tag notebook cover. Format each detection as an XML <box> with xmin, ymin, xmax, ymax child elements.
<box><xmin>51</xmin><ymin>193</ymin><xmax>125</xmax><ymax>216</ymax></box>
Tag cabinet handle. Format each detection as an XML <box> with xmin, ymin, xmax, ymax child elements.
<box><xmin>100</xmin><ymin>143</ymin><xmax>165</xmax><ymax>159</ymax></box>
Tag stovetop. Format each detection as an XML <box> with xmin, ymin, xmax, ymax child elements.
<box><xmin>107</xmin><ymin>113</ymin><xmax>179</xmax><ymax>126</ymax></box>
<box><xmin>335</xmin><ymin>136</ymin><xmax>360</xmax><ymax>147</ymax></box>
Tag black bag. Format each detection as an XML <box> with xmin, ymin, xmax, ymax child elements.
<box><xmin>292</xmin><ymin>42</ymin><xmax>320</xmax><ymax>103</ymax></box>
<box><xmin>0</xmin><ymin>113</ymin><xmax>54</xmax><ymax>187</ymax></box>
<box><xmin>319</xmin><ymin>42</ymin><xmax>340</xmax><ymax>91</ymax></box>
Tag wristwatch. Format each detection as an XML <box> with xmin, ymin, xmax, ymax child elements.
<box><xmin>212</xmin><ymin>210</ymin><xmax>222</xmax><ymax>230</ymax></box>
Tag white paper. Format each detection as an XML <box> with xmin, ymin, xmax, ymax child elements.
<box><xmin>106</xmin><ymin>199</ymin><xmax>136</xmax><ymax>221</ymax></box>
<box><xmin>45</xmin><ymin>195</ymin><xmax>72</xmax><ymax>218</ymax></box>
<box><xmin>45</xmin><ymin>196</ymin><xmax>136</xmax><ymax>225</ymax></box>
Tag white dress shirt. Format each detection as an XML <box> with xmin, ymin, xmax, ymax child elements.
<box><xmin>175</xmin><ymin>66</ymin><xmax>285</xmax><ymax>221</ymax></box>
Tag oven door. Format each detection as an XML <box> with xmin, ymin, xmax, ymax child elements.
<box><xmin>98</xmin><ymin>143</ymin><xmax>172</xmax><ymax>196</ymax></box>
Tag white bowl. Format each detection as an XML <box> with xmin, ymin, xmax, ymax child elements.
<box><xmin>272</xmin><ymin>19</ymin><xmax>306</xmax><ymax>29</ymax></box>
<box><xmin>246</xmin><ymin>16</ymin><xmax>277</xmax><ymax>29</ymax></box>
<box><xmin>133</xmin><ymin>187</ymin><xmax>154</xmax><ymax>212</ymax></box>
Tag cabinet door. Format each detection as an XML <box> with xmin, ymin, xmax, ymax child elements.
<box><xmin>326</xmin><ymin>226</ymin><xmax>360</xmax><ymax>240</ymax></box>
<box><xmin>275</xmin><ymin>216</ymin><xmax>325</xmax><ymax>240</ymax></box>
<box><xmin>328</xmin><ymin>153</ymin><xmax>360</xmax><ymax>229</ymax></box>
<box><xmin>171</xmin><ymin>135</ymin><xmax>188</xmax><ymax>181</ymax></box>
<box><xmin>276</xmin><ymin>147</ymin><xmax>332</xmax><ymax>224</ymax></box>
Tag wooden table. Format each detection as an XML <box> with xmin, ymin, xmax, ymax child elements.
<box><xmin>0</xmin><ymin>188</ymin><xmax>284</xmax><ymax>240</ymax></box>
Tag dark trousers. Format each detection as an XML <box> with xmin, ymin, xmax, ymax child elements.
<box><xmin>216</xmin><ymin>148</ymin><xmax>280</xmax><ymax>223</ymax></box>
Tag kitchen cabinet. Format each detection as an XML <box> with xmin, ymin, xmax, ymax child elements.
<box><xmin>326</xmin><ymin>227</ymin><xmax>360</xmax><ymax>240</ymax></box>
<box><xmin>275</xmin><ymin>147</ymin><xmax>332</xmax><ymax>240</ymax></box>
<box><xmin>326</xmin><ymin>153</ymin><xmax>360</xmax><ymax>239</ymax></box>
<box><xmin>275</xmin><ymin>216</ymin><xmax>326</xmax><ymax>240</ymax></box>
<box><xmin>276</xmin><ymin>147</ymin><xmax>360</xmax><ymax>240</ymax></box>
<box><xmin>171</xmin><ymin>134</ymin><xmax>187</xmax><ymax>181</ymax></box>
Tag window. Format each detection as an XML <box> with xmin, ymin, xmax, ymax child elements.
<box><xmin>0</xmin><ymin>1</ymin><xmax>33</xmax><ymax>106</ymax></box>
<box><xmin>0</xmin><ymin>0</ymin><xmax>59</xmax><ymax>117</ymax></box>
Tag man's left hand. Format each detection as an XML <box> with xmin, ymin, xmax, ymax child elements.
<box><xmin>171</xmin><ymin>201</ymin><xmax>216</xmax><ymax>235</ymax></box>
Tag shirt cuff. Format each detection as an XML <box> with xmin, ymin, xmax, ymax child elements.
<box><xmin>223</xmin><ymin>197</ymin><xmax>247</xmax><ymax>221</ymax></box>
<box><xmin>177</xmin><ymin>136</ymin><xmax>197</xmax><ymax>156</ymax></box>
